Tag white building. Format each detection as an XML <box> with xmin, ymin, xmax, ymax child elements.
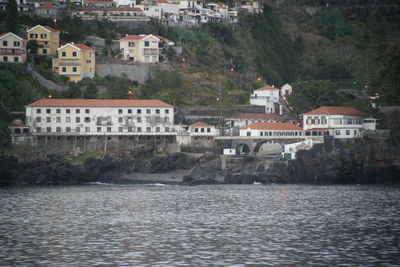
<box><xmin>25</xmin><ymin>99</ymin><xmax>175</xmax><ymax>136</ymax></box>
<box><xmin>281</xmin><ymin>83</ymin><xmax>292</xmax><ymax>97</ymax></box>
<box><xmin>119</xmin><ymin>34</ymin><xmax>160</xmax><ymax>63</ymax></box>
<box><xmin>282</xmin><ymin>139</ymin><xmax>314</xmax><ymax>160</ymax></box>
<box><xmin>302</xmin><ymin>106</ymin><xmax>369</xmax><ymax>139</ymax></box>
<box><xmin>240</xmin><ymin>122</ymin><xmax>303</xmax><ymax>137</ymax></box>
<box><xmin>188</xmin><ymin>122</ymin><xmax>218</xmax><ymax>136</ymax></box>
<box><xmin>249</xmin><ymin>84</ymin><xmax>281</xmax><ymax>114</ymax></box>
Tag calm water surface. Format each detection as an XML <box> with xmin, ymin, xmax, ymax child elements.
<box><xmin>0</xmin><ymin>184</ymin><xmax>399</xmax><ymax>266</ymax></box>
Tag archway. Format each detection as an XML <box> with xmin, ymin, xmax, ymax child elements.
<box><xmin>236</xmin><ymin>143</ymin><xmax>250</xmax><ymax>155</ymax></box>
<box><xmin>253</xmin><ymin>140</ymin><xmax>283</xmax><ymax>156</ymax></box>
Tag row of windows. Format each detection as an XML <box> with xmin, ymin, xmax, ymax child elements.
<box><xmin>193</xmin><ymin>128</ymin><xmax>211</xmax><ymax>133</ymax></box>
<box><xmin>36</xmin><ymin>116</ymin><xmax>170</xmax><ymax>124</ymax></box>
<box><xmin>36</xmin><ymin>126</ymin><xmax>170</xmax><ymax>133</ymax></box>
<box><xmin>36</xmin><ymin>108</ymin><xmax>170</xmax><ymax>115</ymax></box>
<box><xmin>61</xmin><ymin>51</ymin><xmax>77</xmax><ymax>57</ymax></box>
<box><xmin>306</xmin><ymin>117</ymin><xmax>363</xmax><ymax>125</ymax></box>
<box><xmin>62</xmin><ymin>67</ymin><xmax>79</xmax><ymax>72</ymax></box>
<box><xmin>247</xmin><ymin>131</ymin><xmax>303</xmax><ymax>137</ymax></box>
<box><xmin>2</xmin><ymin>41</ymin><xmax>21</xmax><ymax>47</ymax></box>
<box><xmin>29</xmin><ymin>33</ymin><xmax>47</xmax><ymax>39</ymax></box>
<box><xmin>2</xmin><ymin>56</ymin><xmax>20</xmax><ymax>62</ymax></box>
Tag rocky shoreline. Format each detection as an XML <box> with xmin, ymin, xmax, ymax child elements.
<box><xmin>1</xmin><ymin>135</ymin><xmax>400</xmax><ymax>187</ymax></box>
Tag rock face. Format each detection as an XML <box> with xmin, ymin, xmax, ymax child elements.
<box><xmin>0</xmin><ymin>152</ymin><xmax>197</xmax><ymax>186</ymax></box>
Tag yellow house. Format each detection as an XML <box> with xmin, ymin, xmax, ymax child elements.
<box><xmin>27</xmin><ymin>25</ymin><xmax>60</xmax><ymax>56</ymax></box>
<box><xmin>52</xmin><ymin>43</ymin><xmax>95</xmax><ymax>82</ymax></box>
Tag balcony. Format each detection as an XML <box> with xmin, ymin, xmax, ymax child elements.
<box><xmin>59</xmin><ymin>60</ymin><xmax>80</xmax><ymax>66</ymax></box>
<box><xmin>0</xmin><ymin>48</ymin><xmax>22</xmax><ymax>55</ymax></box>
<box><xmin>38</xmin><ymin>43</ymin><xmax>50</xmax><ymax>48</ymax></box>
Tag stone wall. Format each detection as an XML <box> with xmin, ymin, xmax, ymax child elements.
<box><xmin>96</xmin><ymin>61</ymin><xmax>173</xmax><ymax>84</ymax></box>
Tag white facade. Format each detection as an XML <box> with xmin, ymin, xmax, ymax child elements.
<box><xmin>249</xmin><ymin>85</ymin><xmax>281</xmax><ymax>114</ymax></box>
<box><xmin>119</xmin><ymin>34</ymin><xmax>160</xmax><ymax>63</ymax></box>
<box><xmin>302</xmin><ymin>106</ymin><xmax>367</xmax><ymax>139</ymax></box>
<box><xmin>240</xmin><ymin>122</ymin><xmax>304</xmax><ymax>137</ymax></box>
<box><xmin>282</xmin><ymin>140</ymin><xmax>314</xmax><ymax>160</ymax></box>
<box><xmin>25</xmin><ymin>99</ymin><xmax>175</xmax><ymax>136</ymax></box>
<box><xmin>136</xmin><ymin>4</ymin><xmax>162</xmax><ymax>18</ymax></box>
<box><xmin>281</xmin><ymin>83</ymin><xmax>292</xmax><ymax>97</ymax></box>
<box><xmin>0</xmin><ymin>32</ymin><xmax>26</xmax><ymax>63</ymax></box>
<box><xmin>188</xmin><ymin>122</ymin><xmax>218</xmax><ymax>136</ymax></box>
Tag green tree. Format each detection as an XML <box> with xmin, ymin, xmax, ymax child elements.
<box><xmin>5</xmin><ymin>0</ymin><xmax>19</xmax><ymax>34</ymax></box>
<box><xmin>84</xmin><ymin>82</ymin><xmax>98</xmax><ymax>99</ymax></box>
<box><xmin>63</xmin><ymin>83</ymin><xmax>82</xmax><ymax>98</ymax></box>
<box><xmin>287</xmin><ymin>80</ymin><xmax>339</xmax><ymax>114</ymax></box>
<box><xmin>27</xmin><ymin>40</ymin><xmax>39</xmax><ymax>55</ymax></box>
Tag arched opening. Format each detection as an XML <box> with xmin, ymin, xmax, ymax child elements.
<box><xmin>236</xmin><ymin>143</ymin><xmax>250</xmax><ymax>155</ymax></box>
<box><xmin>254</xmin><ymin>140</ymin><xmax>283</xmax><ymax>156</ymax></box>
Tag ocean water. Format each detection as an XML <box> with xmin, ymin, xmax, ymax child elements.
<box><xmin>0</xmin><ymin>184</ymin><xmax>399</xmax><ymax>266</ymax></box>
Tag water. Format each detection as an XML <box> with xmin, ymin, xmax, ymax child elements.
<box><xmin>1</xmin><ymin>184</ymin><xmax>399</xmax><ymax>266</ymax></box>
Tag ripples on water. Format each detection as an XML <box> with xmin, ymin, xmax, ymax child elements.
<box><xmin>0</xmin><ymin>184</ymin><xmax>399</xmax><ymax>266</ymax></box>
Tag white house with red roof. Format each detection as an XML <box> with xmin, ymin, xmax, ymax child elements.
<box><xmin>83</xmin><ymin>0</ymin><xmax>117</xmax><ymax>7</ymax></box>
<box><xmin>302</xmin><ymin>106</ymin><xmax>372</xmax><ymax>139</ymax></box>
<box><xmin>240</xmin><ymin>122</ymin><xmax>303</xmax><ymax>137</ymax></box>
<box><xmin>188</xmin><ymin>122</ymin><xmax>218</xmax><ymax>136</ymax></box>
<box><xmin>34</xmin><ymin>2</ymin><xmax>58</xmax><ymax>18</ymax></box>
<box><xmin>249</xmin><ymin>84</ymin><xmax>282</xmax><ymax>114</ymax></box>
<box><xmin>0</xmin><ymin>32</ymin><xmax>27</xmax><ymax>63</ymax></box>
<box><xmin>119</xmin><ymin>34</ymin><xmax>160</xmax><ymax>63</ymax></box>
<box><xmin>24</xmin><ymin>99</ymin><xmax>174</xmax><ymax>136</ymax></box>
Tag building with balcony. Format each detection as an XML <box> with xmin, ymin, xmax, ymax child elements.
<box><xmin>0</xmin><ymin>32</ymin><xmax>27</xmax><ymax>63</ymax></box>
<box><xmin>27</xmin><ymin>25</ymin><xmax>60</xmax><ymax>56</ymax></box>
<box><xmin>52</xmin><ymin>43</ymin><xmax>95</xmax><ymax>82</ymax></box>
<box><xmin>25</xmin><ymin>98</ymin><xmax>175</xmax><ymax>136</ymax></box>
<box><xmin>71</xmin><ymin>7</ymin><xmax>147</xmax><ymax>21</ymax></box>
<box><xmin>249</xmin><ymin>84</ymin><xmax>282</xmax><ymax>114</ymax></box>
<box><xmin>119</xmin><ymin>34</ymin><xmax>160</xmax><ymax>63</ymax></box>
<box><xmin>302</xmin><ymin>106</ymin><xmax>370</xmax><ymax>139</ymax></box>
<box><xmin>0</xmin><ymin>0</ymin><xmax>29</xmax><ymax>12</ymax></box>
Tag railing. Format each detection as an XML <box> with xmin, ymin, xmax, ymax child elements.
<box><xmin>0</xmin><ymin>49</ymin><xmax>22</xmax><ymax>55</ymax></box>
<box><xmin>38</xmin><ymin>44</ymin><xmax>50</xmax><ymax>48</ymax></box>
<box><xmin>59</xmin><ymin>60</ymin><xmax>80</xmax><ymax>66</ymax></box>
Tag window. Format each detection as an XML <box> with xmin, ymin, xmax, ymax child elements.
<box><xmin>144</xmin><ymin>41</ymin><xmax>149</xmax><ymax>47</ymax></box>
<box><xmin>76</xmin><ymin>109</ymin><xmax>80</xmax><ymax>114</ymax></box>
<box><xmin>62</xmin><ymin>67</ymin><xmax>66</xmax><ymax>72</ymax></box>
<box><xmin>40</xmin><ymin>34</ymin><xmax>47</xmax><ymax>39</ymax></box>
<box><xmin>85</xmin><ymin>127</ymin><xmax>90</xmax><ymax>132</ymax></box>
<box><xmin>156</xmin><ymin>127</ymin><xmax>160</xmax><ymax>132</ymax></box>
<box><xmin>107</xmin><ymin>127</ymin><xmax>111</xmax><ymax>132</ymax></box>
<box><xmin>207</xmin><ymin>128</ymin><xmax>211</xmax><ymax>133</ymax></box>
<box><xmin>146</xmin><ymin>109</ymin><xmax>151</xmax><ymax>114</ymax></box>
<box><xmin>72</xmin><ymin>52</ymin><xmax>77</xmax><ymax>57</ymax></box>
<box><xmin>354</xmin><ymin>130</ymin><xmax>357</xmax><ymax>135</ymax></box>
<box><xmin>164</xmin><ymin>117</ymin><xmax>169</xmax><ymax>123</ymax></box>
<box><xmin>42</xmin><ymin>49</ymin><xmax>47</xmax><ymax>54</ymax></box>
<box><xmin>62</xmin><ymin>52</ymin><xmax>66</xmax><ymax>57</ymax></box>
<box><xmin>76</xmin><ymin>117</ymin><xmax>80</xmax><ymax>123</ymax></box>
<box><xmin>137</xmin><ymin>127</ymin><xmax>141</xmax><ymax>132</ymax></box>
<box><xmin>46</xmin><ymin>117</ymin><xmax>51</xmax><ymax>123</ymax></box>
<box><xmin>137</xmin><ymin>109</ymin><xmax>141</xmax><ymax>114</ymax></box>
<box><xmin>66</xmin><ymin>127</ymin><xmax>71</xmax><ymax>132</ymax></box>
<box><xmin>118</xmin><ymin>117</ymin><xmax>123</xmax><ymax>123</ymax></box>
<box><xmin>335</xmin><ymin>130</ymin><xmax>341</xmax><ymax>136</ymax></box>
<box><xmin>165</xmin><ymin>109</ymin><xmax>169</xmax><ymax>114</ymax></box>
<box><xmin>36</xmin><ymin>109</ymin><xmax>41</xmax><ymax>113</ymax></box>
<box><xmin>146</xmin><ymin>127</ymin><xmax>151</xmax><ymax>132</ymax></box>
<box><xmin>128</xmin><ymin>42</ymin><xmax>135</xmax><ymax>47</ymax></box>
<box><xmin>118</xmin><ymin>109</ymin><xmax>123</xmax><ymax>114</ymax></box>
<box><xmin>66</xmin><ymin>109</ymin><xmax>70</xmax><ymax>114</ymax></box>
<box><xmin>146</xmin><ymin>117</ymin><xmax>151</xmax><ymax>123</ymax></box>
<box><xmin>321</xmin><ymin>116</ymin><xmax>327</xmax><ymax>124</ymax></box>
<box><xmin>247</xmin><ymin>131</ymin><xmax>251</xmax><ymax>136</ymax></box>
<box><xmin>128</xmin><ymin>109</ymin><xmax>132</xmax><ymax>114</ymax></box>
<box><xmin>72</xmin><ymin>67</ymin><xmax>77</xmax><ymax>72</ymax></box>
<box><xmin>14</xmin><ymin>57</ymin><xmax>18</xmax><ymax>62</ymax></box>
<box><xmin>128</xmin><ymin>127</ymin><xmax>132</xmax><ymax>132</ymax></box>
<box><xmin>137</xmin><ymin>117</ymin><xmax>142</xmax><ymax>123</ymax></box>
<box><xmin>97</xmin><ymin>127</ymin><xmax>101</xmax><ymax>132</ymax></box>
<box><xmin>66</xmin><ymin>117</ymin><xmax>71</xmax><ymax>123</ymax></box>
<box><xmin>194</xmin><ymin>128</ymin><xmax>198</xmax><ymax>133</ymax></box>
<box><xmin>56</xmin><ymin>117</ymin><xmax>61</xmax><ymax>123</ymax></box>
<box><xmin>46</xmin><ymin>109</ymin><xmax>51</xmax><ymax>113</ymax></box>
<box><xmin>47</xmin><ymin>127</ymin><xmax>51</xmax><ymax>132</ymax></box>
<box><xmin>346</xmin><ymin>130</ymin><xmax>350</xmax><ymax>135</ymax></box>
<box><xmin>36</xmin><ymin>127</ymin><xmax>41</xmax><ymax>132</ymax></box>
<box><xmin>3</xmin><ymin>56</ymin><xmax>7</xmax><ymax>62</ymax></box>
<box><xmin>29</xmin><ymin>34</ymin><xmax>35</xmax><ymax>38</ymax></box>
<box><xmin>56</xmin><ymin>127</ymin><xmax>61</xmax><ymax>132</ymax></box>
<box><xmin>2</xmin><ymin>41</ymin><xmax>7</xmax><ymax>46</ymax></box>
<box><xmin>56</xmin><ymin>109</ymin><xmax>61</xmax><ymax>114</ymax></box>
<box><xmin>84</xmin><ymin>117</ymin><xmax>90</xmax><ymax>123</ymax></box>
<box><xmin>201</xmin><ymin>128</ymin><xmax>205</xmax><ymax>133</ymax></box>
<box><xmin>165</xmin><ymin>127</ymin><xmax>169</xmax><ymax>132</ymax></box>
<box><xmin>118</xmin><ymin>127</ymin><xmax>123</xmax><ymax>132</ymax></box>
<box><xmin>14</xmin><ymin>41</ymin><xmax>20</xmax><ymax>46</ymax></box>
<box><xmin>76</xmin><ymin>127</ymin><xmax>80</xmax><ymax>132</ymax></box>
<box><xmin>37</xmin><ymin>117</ymin><xmax>41</xmax><ymax>123</ymax></box>
<box><xmin>156</xmin><ymin>109</ymin><xmax>160</xmax><ymax>114</ymax></box>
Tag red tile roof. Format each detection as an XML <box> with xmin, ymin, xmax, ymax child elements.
<box><xmin>229</xmin><ymin>113</ymin><xmax>289</xmax><ymax>120</ymax></box>
<box><xmin>304</xmin><ymin>106</ymin><xmax>365</xmax><ymax>115</ymax></box>
<box><xmin>190</xmin><ymin>122</ymin><xmax>213</xmax><ymax>127</ymax></box>
<box><xmin>27</xmin><ymin>99</ymin><xmax>172</xmax><ymax>107</ymax></box>
<box><xmin>255</xmin><ymin>85</ymin><xmax>280</xmax><ymax>91</ymax></box>
<box><xmin>241</xmin><ymin>122</ymin><xmax>302</xmax><ymax>131</ymax></box>
<box><xmin>0</xmin><ymin>32</ymin><xmax>26</xmax><ymax>40</ymax></box>
<box><xmin>38</xmin><ymin>2</ymin><xmax>56</xmax><ymax>9</ymax></box>
<box><xmin>42</xmin><ymin>25</ymin><xmax>59</xmax><ymax>32</ymax></box>
<box><xmin>120</xmin><ymin>35</ymin><xmax>145</xmax><ymax>40</ymax></box>
<box><xmin>72</xmin><ymin>43</ymin><xmax>94</xmax><ymax>50</ymax></box>
<box><xmin>76</xmin><ymin>7</ymin><xmax>142</xmax><ymax>11</ymax></box>
<box><xmin>84</xmin><ymin>0</ymin><xmax>116</xmax><ymax>4</ymax></box>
